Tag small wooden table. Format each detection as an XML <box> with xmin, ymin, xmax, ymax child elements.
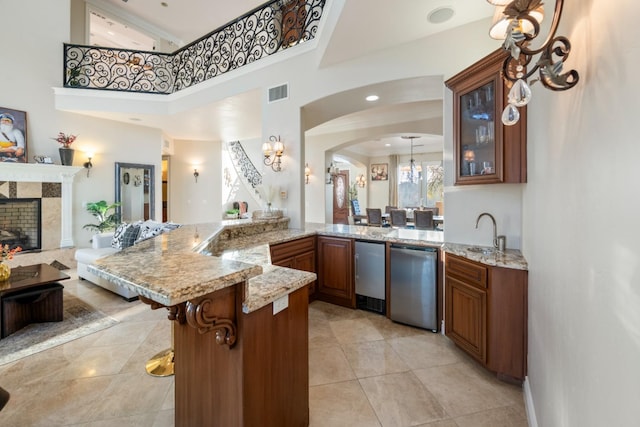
<box><xmin>0</xmin><ymin>264</ymin><xmax>70</xmax><ymax>338</ymax></box>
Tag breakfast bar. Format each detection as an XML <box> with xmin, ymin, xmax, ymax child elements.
<box><xmin>89</xmin><ymin>219</ymin><xmax>316</xmax><ymax>427</ymax></box>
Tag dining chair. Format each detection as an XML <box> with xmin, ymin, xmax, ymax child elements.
<box><xmin>351</xmin><ymin>199</ymin><xmax>366</xmax><ymax>224</ymax></box>
<box><xmin>389</xmin><ymin>209</ymin><xmax>407</xmax><ymax>227</ymax></box>
<box><xmin>384</xmin><ymin>205</ymin><xmax>397</xmax><ymax>214</ymax></box>
<box><xmin>366</xmin><ymin>208</ymin><xmax>383</xmax><ymax>227</ymax></box>
<box><xmin>420</xmin><ymin>207</ymin><xmax>439</xmax><ymax>216</ymax></box>
<box><xmin>414</xmin><ymin>209</ymin><xmax>434</xmax><ymax>230</ymax></box>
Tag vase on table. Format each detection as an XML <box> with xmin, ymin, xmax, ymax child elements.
<box><xmin>59</xmin><ymin>147</ymin><xmax>75</xmax><ymax>166</ymax></box>
<box><xmin>0</xmin><ymin>262</ymin><xmax>11</xmax><ymax>281</ymax></box>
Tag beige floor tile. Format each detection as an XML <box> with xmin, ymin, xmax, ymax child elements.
<box><xmin>309</xmin><ymin>380</ymin><xmax>381</xmax><ymax>427</ymax></box>
<box><xmin>309</xmin><ymin>345</ymin><xmax>356</xmax><ymax>386</ymax></box>
<box><xmin>309</xmin><ymin>315</ymin><xmax>340</xmax><ymax>349</ymax></box>
<box><xmin>52</xmin><ymin>343</ymin><xmax>139</xmax><ymax>380</ymax></box>
<box><xmin>413</xmin><ymin>362</ymin><xmax>518</xmax><ymax>418</ymax></box>
<box><xmin>416</xmin><ymin>420</ymin><xmax>459</xmax><ymax>427</ymax></box>
<box><xmin>152</xmin><ymin>409</ymin><xmax>175</xmax><ymax>427</ymax></box>
<box><xmin>0</xmin><ymin>376</ymin><xmax>112</xmax><ymax>426</ymax></box>
<box><xmin>342</xmin><ymin>340</ymin><xmax>409</xmax><ymax>378</ymax></box>
<box><xmin>73</xmin><ymin>413</ymin><xmax>156</xmax><ymax>427</ymax></box>
<box><xmin>330</xmin><ymin>317</ymin><xmax>385</xmax><ymax>344</ymax></box>
<box><xmin>359</xmin><ymin>371</ymin><xmax>448</xmax><ymax>427</ymax></box>
<box><xmin>119</xmin><ymin>322</ymin><xmax>172</xmax><ymax>374</ymax></box>
<box><xmin>368</xmin><ymin>315</ymin><xmax>431</xmax><ymax>340</ymax></box>
<box><xmin>90</xmin><ymin>320</ymin><xmax>157</xmax><ymax>347</ymax></box>
<box><xmin>387</xmin><ymin>333</ymin><xmax>465</xmax><ymax>370</ymax></box>
<box><xmin>85</xmin><ymin>371</ymin><xmax>172</xmax><ymax>421</ymax></box>
<box><xmin>310</xmin><ymin>300</ymin><xmax>367</xmax><ymax>321</ymax></box>
<box><xmin>454</xmin><ymin>405</ymin><xmax>528</xmax><ymax>427</ymax></box>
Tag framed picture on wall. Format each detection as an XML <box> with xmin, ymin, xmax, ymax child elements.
<box><xmin>0</xmin><ymin>107</ymin><xmax>27</xmax><ymax>163</ymax></box>
<box><xmin>371</xmin><ymin>163</ymin><xmax>388</xmax><ymax>181</ymax></box>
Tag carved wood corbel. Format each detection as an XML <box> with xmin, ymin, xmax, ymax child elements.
<box><xmin>185</xmin><ymin>298</ymin><xmax>237</xmax><ymax>348</ymax></box>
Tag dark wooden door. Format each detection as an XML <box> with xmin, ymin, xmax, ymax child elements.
<box><xmin>332</xmin><ymin>171</ymin><xmax>349</xmax><ymax>224</ymax></box>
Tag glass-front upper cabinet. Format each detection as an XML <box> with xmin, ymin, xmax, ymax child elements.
<box><xmin>446</xmin><ymin>49</ymin><xmax>527</xmax><ymax>185</ymax></box>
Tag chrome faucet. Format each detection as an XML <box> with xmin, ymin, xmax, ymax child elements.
<box><xmin>475</xmin><ymin>212</ymin><xmax>498</xmax><ymax>249</ymax></box>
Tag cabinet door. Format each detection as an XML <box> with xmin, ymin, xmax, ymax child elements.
<box><xmin>317</xmin><ymin>236</ymin><xmax>354</xmax><ymax>308</ymax></box>
<box><xmin>446</xmin><ymin>48</ymin><xmax>527</xmax><ymax>185</ymax></box>
<box><xmin>270</xmin><ymin>237</ymin><xmax>317</xmax><ymax>301</ymax></box>
<box><xmin>445</xmin><ymin>275</ymin><xmax>487</xmax><ymax>363</ymax></box>
<box><xmin>295</xmin><ymin>250</ymin><xmax>317</xmax><ymax>300</ymax></box>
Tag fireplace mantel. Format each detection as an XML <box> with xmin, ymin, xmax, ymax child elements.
<box><xmin>0</xmin><ymin>163</ymin><xmax>82</xmax><ymax>183</ymax></box>
<box><xmin>0</xmin><ymin>163</ymin><xmax>83</xmax><ymax>248</ymax></box>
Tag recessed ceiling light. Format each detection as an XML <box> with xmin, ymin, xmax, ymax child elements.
<box><xmin>161</xmin><ymin>2</ymin><xmax>168</xmax><ymax>7</ymax></box>
<box><xmin>385</xmin><ymin>143</ymin><xmax>391</xmax><ymax>147</ymax></box>
<box><xmin>428</xmin><ymin>7</ymin><xmax>455</xmax><ymax>24</ymax></box>
<box><xmin>107</xmin><ymin>31</ymin><xmax>115</xmax><ymax>36</ymax></box>
<box><xmin>129</xmin><ymin>117</ymin><xmax>141</xmax><ymax>122</ymax></box>
<box><xmin>365</xmin><ymin>95</ymin><xmax>379</xmax><ymax>102</ymax></box>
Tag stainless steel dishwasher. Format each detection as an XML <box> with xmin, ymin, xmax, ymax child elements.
<box><xmin>390</xmin><ymin>245</ymin><xmax>438</xmax><ymax>332</ymax></box>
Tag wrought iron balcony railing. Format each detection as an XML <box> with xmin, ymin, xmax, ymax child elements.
<box><xmin>63</xmin><ymin>0</ymin><xmax>325</xmax><ymax>94</ymax></box>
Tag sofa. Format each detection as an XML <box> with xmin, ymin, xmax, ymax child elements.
<box><xmin>75</xmin><ymin>231</ymin><xmax>138</xmax><ymax>300</ymax></box>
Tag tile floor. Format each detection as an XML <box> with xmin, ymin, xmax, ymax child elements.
<box><xmin>0</xmin><ymin>271</ymin><xmax>528</xmax><ymax>426</ymax></box>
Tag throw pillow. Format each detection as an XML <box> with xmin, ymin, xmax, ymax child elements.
<box><xmin>120</xmin><ymin>224</ymin><xmax>141</xmax><ymax>248</ymax></box>
<box><xmin>135</xmin><ymin>220</ymin><xmax>165</xmax><ymax>243</ymax></box>
<box><xmin>111</xmin><ymin>223</ymin><xmax>130</xmax><ymax>249</ymax></box>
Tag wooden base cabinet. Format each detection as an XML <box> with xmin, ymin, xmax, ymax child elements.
<box><xmin>172</xmin><ymin>283</ymin><xmax>309</xmax><ymax>427</ymax></box>
<box><xmin>316</xmin><ymin>236</ymin><xmax>354</xmax><ymax>308</ymax></box>
<box><xmin>445</xmin><ymin>253</ymin><xmax>527</xmax><ymax>382</ymax></box>
<box><xmin>270</xmin><ymin>236</ymin><xmax>317</xmax><ymax>301</ymax></box>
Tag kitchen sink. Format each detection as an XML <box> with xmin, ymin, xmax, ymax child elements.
<box><xmin>466</xmin><ymin>246</ymin><xmax>495</xmax><ymax>255</ymax></box>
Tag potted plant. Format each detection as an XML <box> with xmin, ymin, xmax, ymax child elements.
<box><xmin>52</xmin><ymin>132</ymin><xmax>77</xmax><ymax>165</ymax></box>
<box><xmin>83</xmin><ymin>200</ymin><xmax>121</xmax><ymax>233</ymax></box>
<box><xmin>225</xmin><ymin>209</ymin><xmax>240</xmax><ymax>219</ymax></box>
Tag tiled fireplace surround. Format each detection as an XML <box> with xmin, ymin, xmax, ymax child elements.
<box><xmin>0</xmin><ymin>163</ymin><xmax>82</xmax><ymax>267</ymax></box>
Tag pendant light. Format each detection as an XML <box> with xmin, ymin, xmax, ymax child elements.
<box><xmin>402</xmin><ymin>136</ymin><xmax>420</xmax><ymax>183</ymax></box>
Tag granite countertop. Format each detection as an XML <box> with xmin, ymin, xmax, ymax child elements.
<box><xmin>89</xmin><ymin>218</ymin><xmax>527</xmax><ymax>314</ymax></box>
<box><xmin>442</xmin><ymin>242</ymin><xmax>528</xmax><ymax>270</ymax></box>
<box><xmin>89</xmin><ymin>219</ymin><xmax>317</xmax><ymax>313</ymax></box>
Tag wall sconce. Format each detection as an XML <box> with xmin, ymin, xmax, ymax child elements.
<box><xmin>356</xmin><ymin>174</ymin><xmax>366</xmax><ymax>188</ymax></box>
<box><xmin>326</xmin><ymin>162</ymin><xmax>339</xmax><ymax>184</ymax></box>
<box><xmin>487</xmin><ymin>0</ymin><xmax>579</xmax><ymax>125</ymax></box>
<box><xmin>193</xmin><ymin>168</ymin><xmax>199</xmax><ymax>183</ymax></box>
<box><xmin>262</xmin><ymin>135</ymin><xmax>284</xmax><ymax>172</ymax></box>
<box><xmin>83</xmin><ymin>153</ymin><xmax>93</xmax><ymax>177</ymax></box>
<box><xmin>304</xmin><ymin>163</ymin><xmax>311</xmax><ymax>184</ymax></box>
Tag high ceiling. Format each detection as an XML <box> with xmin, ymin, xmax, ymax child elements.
<box><xmin>84</xmin><ymin>0</ymin><xmax>495</xmax><ymax>155</ymax></box>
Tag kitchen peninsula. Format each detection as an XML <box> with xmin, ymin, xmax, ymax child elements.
<box><xmin>89</xmin><ymin>218</ymin><xmax>316</xmax><ymax>427</ymax></box>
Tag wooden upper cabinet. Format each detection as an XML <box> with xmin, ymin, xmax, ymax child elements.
<box><xmin>445</xmin><ymin>49</ymin><xmax>527</xmax><ymax>185</ymax></box>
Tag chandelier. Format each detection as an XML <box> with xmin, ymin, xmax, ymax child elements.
<box><xmin>487</xmin><ymin>0</ymin><xmax>579</xmax><ymax>125</ymax></box>
<box><xmin>402</xmin><ymin>136</ymin><xmax>420</xmax><ymax>183</ymax></box>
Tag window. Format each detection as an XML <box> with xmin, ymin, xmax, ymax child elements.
<box><xmin>397</xmin><ymin>161</ymin><xmax>443</xmax><ymax>208</ymax></box>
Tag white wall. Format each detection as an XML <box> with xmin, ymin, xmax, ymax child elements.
<box><xmin>523</xmin><ymin>1</ymin><xmax>640</xmax><ymax>425</ymax></box>
<box><xmin>168</xmin><ymin>139</ymin><xmax>221</xmax><ymax>224</ymax></box>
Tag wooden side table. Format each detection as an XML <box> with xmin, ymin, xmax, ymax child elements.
<box><xmin>0</xmin><ymin>264</ymin><xmax>69</xmax><ymax>338</ymax></box>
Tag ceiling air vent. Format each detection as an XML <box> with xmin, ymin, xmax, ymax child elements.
<box><xmin>268</xmin><ymin>83</ymin><xmax>289</xmax><ymax>103</ymax></box>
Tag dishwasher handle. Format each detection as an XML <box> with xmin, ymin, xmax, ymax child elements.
<box><xmin>390</xmin><ymin>245</ymin><xmax>437</xmax><ymax>253</ymax></box>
